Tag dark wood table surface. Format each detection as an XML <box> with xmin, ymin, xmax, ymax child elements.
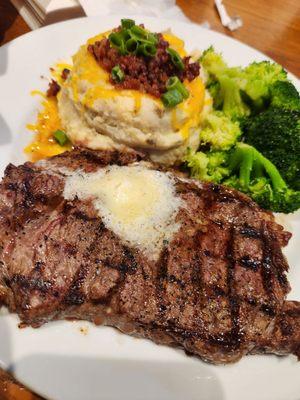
<box><xmin>0</xmin><ymin>0</ymin><xmax>299</xmax><ymax>399</ymax></box>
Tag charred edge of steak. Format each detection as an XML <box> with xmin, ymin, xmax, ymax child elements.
<box><xmin>251</xmin><ymin>301</ymin><xmax>300</xmax><ymax>358</ymax></box>
<box><xmin>261</xmin><ymin>222</ymin><xmax>289</xmax><ymax>296</ymax></box>
<box><xmin>48</xmin><ymin>147</ymin><xmax>147</xmax><ymax>172</ymax></box>
<box><xmin>3</xmin><ymin>164</ymin><xmax>63</xmax><ymax>214</ymax></box>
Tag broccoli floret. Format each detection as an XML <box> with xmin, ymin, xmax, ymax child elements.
<box><xmin>200</xmin><ymin>46</ymin><xmax>228</xmax><ymax>77</ymax></box>
<box><xmin>227</xmin><ymin>143</ymin><xmax>286</xmax><ymax>189</ymax></box>
<box><xmin>186</xmin><ymin>143</ymin><xmax>300</xmax><ymax>213</ymax></box>
<box><xmin>241</xmin><ymin>61</ymin><xmax>287</xmax><ymax>106</ymax></box>
<box><xmin>206</xmin><ymin>80</ymin><xmax>222</xmax><ymax>109</ymax></box>
<box><xmin>224</xmin><ymin>143</ymin><xmax>300</xmax><ymax>213</ymax></box>
<box><xmin>249</xmin><ymin>181</ymin><xmax>300</xmax><ymax>214</ymax></box>
<box><xmin>200</xmin><ymin>48</ymin><xmax>292</xmax><ymax>115</ymax></box>
<box><xmin>199</xmin><ymin>111</ymin><xmax>241</xmax><ymax>150</ymax></box>
<box><xmin>243</xmin><ymin>107</ymin><xmax>300</xmax><ymax>190</ymax></box>
<box><xmin>185</xmin><ymin>149</ymin><xmax>229</xmax><ymax>183</ymax></box>
<box><xmin>200</xmin><ymin>47</ymin><xmax>250</xmax><ymax>119</ymax></box>
<box><xmin>218</xmin><ymin>74</ymin><xmax>250</xmax><ymax>120</ymax></box>
<box><xmin>270</xmin><ymin>80</ymin><xmax>300</xmax><ymax>110</ymax></box>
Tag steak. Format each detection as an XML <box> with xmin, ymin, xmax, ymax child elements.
<box><xmin>0</xmin><ymin>148</ymin><xmax>299</xmax><ymax>364</ymax></box>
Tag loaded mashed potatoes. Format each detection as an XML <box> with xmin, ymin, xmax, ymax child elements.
<box><xmin>26</xmin><ymin>19</ymin><xmax>211</xmax><ymax>164</ymax></box>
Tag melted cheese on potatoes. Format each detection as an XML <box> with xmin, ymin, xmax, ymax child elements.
<box><xmin>25</xmin><ymin>92</ymin><xmax>71</xmax><ymax>161</ymax></box>
<box><xmin>26</xmin><ymin>30</ymin><xmax>208</xmax><ymax>164</ymax></box>
<box><xmin>63</xmin><ymin>165</ymin><xmax>183</xmax><ymax>257</ymax></box>
<box><xmin>66</xmin><ymin>32</ymin><xmax>205</xmax><ymax>140</ymax></box>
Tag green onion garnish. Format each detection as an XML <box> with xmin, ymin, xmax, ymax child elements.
<box><xmin>53</xmin><ymin>130</ymin><xmax>68</xmax><ymax>146</ymax></box>
<box><xmin>121</xmin><ymin>19</ymin><xmax>135</xmax><ymax>29</ymax></box>
<box><xmin>131</xmin><ymin>30</ymin><xmax>158</xmax><ymax>45</ymax></box>
<box><xmin>167</xmin><ymin>48</ymin><xmax>184</xmax><ymax>71</ymax></box>
<box><xmin>146</xmin><ymin>33</ymin><xmax>158</xmax><ymax>45</ymax></box>
<box><xmin>161</xmin><ymin>89</ymin><xmax>183</xmax><ymax>108</ymax></box>
<box><xmin>138</xmin><ymin>43</ymin><xmax>157</xmax><ymax>57</ymax></box>
<box><xmin>166</xmin><ymin>76</ymin><xmax>189</xmax><ymax>99</ymax></box>
<box><xmin>125</xmin><ymin>38</ymin><xmax>139</xmax><ymax>54</ymax></box>
<box><xmin>111</xmin><ymin>65</ymin><xmax>125</xmax><ymax>82</ymax></box>
<box><xmin>129</xmin><ymin>25</ymin><xmax>148</xmax><ymax>40</ymax></box>
<box><xmin>119</xmin><ymin>29</ymin><xmax>131</xmax><ymax>42</ymax></box>
<box><xmin>108</xmin><ymin>20</ymin><xmax>158</xmax><ymax>58</ymax></box>
<box><xmin>108</xmin><ymin>32</ymin><xmax>127</xmax><ymax>55</ymax></box>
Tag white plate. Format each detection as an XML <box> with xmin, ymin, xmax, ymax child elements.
<box><xmin>0</xmin><ymin>15</ymin><xmax>299</xmax><ymax>400</ymax></box>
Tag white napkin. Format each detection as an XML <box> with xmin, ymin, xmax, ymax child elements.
<box><xmin>11</xmin><ymin>0</ymin><xmax>210</xmax><ymax>30</ymax></box>
<box><xmin>11</xmin><ymin>0</ymin><xmax>84</xmax><ymax>29</ymax></box>
<box><xmin>78</xmin><ymin>0</ymin><xmax>190</xmax><ymax>22</ymax></box>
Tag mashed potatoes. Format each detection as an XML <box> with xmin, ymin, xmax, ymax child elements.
<box><xmin>57</xmin><ymin>30</ymin><xmax>211</xmax><ymax>164</ymax></box>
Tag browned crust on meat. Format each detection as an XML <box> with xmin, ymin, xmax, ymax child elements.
<box><xmin>0</xmin><ymin>149</ymin><xmax>298</xmax><ymax>364</ymax></box>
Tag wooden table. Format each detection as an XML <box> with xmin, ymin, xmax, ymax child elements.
<box><xmin>0</xmin><ymin>0</ymin><xmax>299</xmax><ymax>399</ymax></box>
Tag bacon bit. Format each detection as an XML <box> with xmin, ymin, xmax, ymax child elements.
<box><xmin>88</xmin><ymin>34</ymin><xmax>200</xmax><ymax>98</ymax></box>
<box><xmin>61</xmin><ymin>68</ymin><xmax>70</xmax><ymax>80</ymax></box>
<box><xmin>46</xmin><ymin>79</ymin><xmax>60</xmax><ymax>97</ymax></box>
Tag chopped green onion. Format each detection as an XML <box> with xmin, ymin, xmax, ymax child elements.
<box><xmin>119</xmin><ymin>29</ymin><xmax>131</xmax><ymax>42</ymax></box>
<box><xmin>138</xmin><ymin>43</ymin><xmax>157</xmax><ymax>57</ymax></box>
<box><xmin>129</xmin><ymin>25</ymin><xmax>148</xmax><ymax>40</ymax></box>
<box><xmin>167</xmin><ymin>48</ymin><xmax>184</xmax><ymax>71</ymax></box>
<box><xmin>161</xmin><ymin>89</ymin><xmax>183</xmax><ymax>108</ymax></box>
<box><xmin>146</xmin><ymin>33</ymin><xmax>158</xmax><ymax>45</ymax></box>
<box><xmin>121</xmin><ymin>19</ymin><xmax>135</xmax><ymax>29</ymax></box>
<box><xmin>111</xmin><ymin>65</ymin><xmax>125</xmax><ymax>82</ymax></box>
<box><xmin>130</xmin><ymin>29</ymin><xmax>158</xmax><ymax>45</ymax></box>
<box><xmin>166</xmin><ymin>76</ymin><xmax>189</xmax><ymax>99</ymax></box>
<box><xmin>125</xmin><ymin>38</ymin><xmax>139</xmax><ymax>54</ymax></box>
<box><xmin>166</xmin><ymin>76</ymin><xmax>179</xmax><ymax>90</ymax></box>
<box><xmin>109</xmin><ymin>20</ymin><xmax>159</xmax><ymax>57</ymax></box>
<box><xmin>53</xmin><ymin>130</ymin><xmax>68</xmax><ymax>146</ymax></box>
<box><xmin>108</xmin><ymin>32</ymin><xmax>127</xmax><ymax>55</ymax></box>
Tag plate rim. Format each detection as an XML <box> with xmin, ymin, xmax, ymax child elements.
<box><xmin>0</xmin><ymin>14</ymin><xmax>300</xmax><ymax>400</ymax></box>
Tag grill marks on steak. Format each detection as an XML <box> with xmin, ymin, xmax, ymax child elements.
<box><xmin>0</xmin><ymin>148</ymin><xmax>299</xmax><ymax>364</ymax></box>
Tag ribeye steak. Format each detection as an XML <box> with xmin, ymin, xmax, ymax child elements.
<box><xmin>0</xmin><ymin>149</ymin><xmax>299</xmax><ymax>364</ymax></box>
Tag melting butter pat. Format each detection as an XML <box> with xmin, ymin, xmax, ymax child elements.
<box><xmin>63</xmin><ymin>165</ymin><xmax>183</xmax><ymax>257</ymax></box>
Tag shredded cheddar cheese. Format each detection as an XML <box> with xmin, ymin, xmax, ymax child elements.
<box><xmin>71</xmin><ymin>44</ymin><xmax>160</xmax><ymax>112</ymax></box>
<box><xmin>51</xmin><ymin>62</ymin><xmax>72</xmax><ymax>86</ymax></box>
<box><xmin>163</xmin><ymin>32</ymin><xmax>187</xmax><ymax>57</ymax></box>
<box><xmin>25</xmin><ymin>92</ymin><xmax>71</xmax><ymax>161</ymax></box>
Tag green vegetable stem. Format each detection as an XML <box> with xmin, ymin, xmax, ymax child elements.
<box><xmin>53</xmin><ymin>130</ymin><xmax>69</xmax><ymax>146</ymax></box>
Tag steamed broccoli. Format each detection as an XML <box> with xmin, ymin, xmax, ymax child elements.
<box><xmin>196</xmin><ymin>47</ymin><xmax>300</xmax><ymax>213</ymax></box>
<box><xmin>200</xmin><ymin>47</ymin><xmax>292</xmax><ymax>115</ymax></box>
<box><xmin>218</xmin><ymin>74</ymin><xmax>250</xmax><ymax>120</ymax></box>
<box><xmin>206</xmin><ymin>80</ymin><xmax>222</xmax><ymax>109</ymax></box>
<box><xmin>270</xmin><ymin>80</ymin><xmax>300</xmax><ymax>110</ymax></box>
<box><xmin>243</xmin><ymin>107</ymin><xmax>300</xmax><ymax>190</ymax></box>
<box><xmin>200</xmin><ymin>47</ymin><xmax>249</xmax><ymax>120</ymax></box>
<box><xmin>241</xmin><ymin>61</ymin><xmax>287</xmax><ymax>111</ymax></box>
<box><xmin>199</xmin><ymin>111</ymin><xmax>241</xmax><ymax>150</ymax></box>
<box><xmin>185</xmin><ymin>149</ymin><xmax>229</xmax><ymax>183</ymax></box>
<box><xmin>185</xmin><ymin>143</ymin><xmax>300</xmax><ymax>213</ymax></box>
<box><xmin>200</xmin><ymin>46</ymin><xmax>228</xmax><ymax>77</ymax></box>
